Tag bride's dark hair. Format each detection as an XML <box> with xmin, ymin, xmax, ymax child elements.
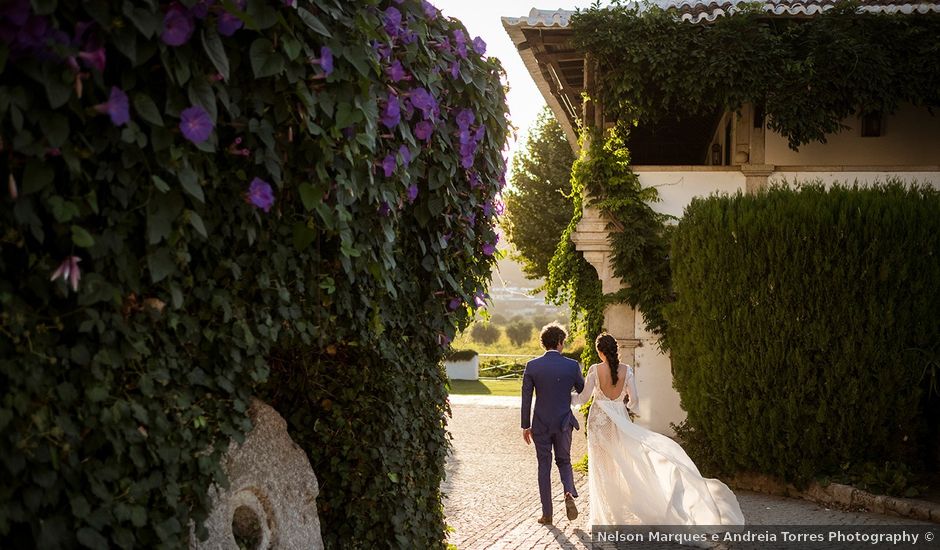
<box><xmin>595</xmin><ymin>333</ymin><xmax>620</xmax><ymax>386</ymax></box>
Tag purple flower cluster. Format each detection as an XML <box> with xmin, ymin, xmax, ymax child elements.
<box><xmin>453</xmin><ymin>29</ymin><xmax>467</xmax><ymax>59</ymax></box>
<box><xmin>381</xmin><ymin>93</ymin><xmax>401</xmax><ymax>129</ymax></box>
<box><xmin>456</xmin><ymin>108</ymin><xmax>484</xmax><ymax>169</ymax></box>
<box><xmin>246</xmin><ymin>177</ymin><xmax>275</xmax><ymax>212</ymax></box>
<box><xmin>0</xmin><ymin>0</ymin><xmax>68</xmax><ymax>61</ymax></box>
<box><xmin>415</xmin><ymin>120</ymin><xmax>434</xmax><ymax>142</ymax></box>
<box><xmin>95</xmin><ymin>87</ymin><xmax>130</xmax><ymax>127</ymax></box>
<box><xmin>50</xmin><ymin>255</ymin><xmax>82</xmax><ymax>292</ymax></box>
<box><xmin>179</xmin><ymin>105</ymin><xmax>214</xmax><ymax>143</ymax></box>
<box><xmin>410</xmin><ymin>87</ymin><xmax>438</xmax><ymax>120</ymax></box>
<box><xmin>159</xmin><ymin>0</ymin><xmax>253</xmax><ymax>46</ymax></box>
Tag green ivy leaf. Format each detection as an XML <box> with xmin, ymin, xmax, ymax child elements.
<box><xmin>39</xmin><ymin>112</ymin><xmax>69</xmax><ymax>147</ymax></box>
<box><xmin>22</xmin><ymin>161</ymin><xmax>53</xmax><ymax>195</ymax></box>
<box><xmin>30</xmin><ymin>0</ymin><xmax>56</xmax><ymax>15</ymax></box>
<box><xmin>201</xmin><ymin>28</ymin><xmax>230</xmax><ymax>82</ymax></box>
<box><xmin>178</xmin><ymin>166</ymin><xmax>205</xmax><ymax>203</ymax></box>
<box><xmin>41</xmin><ymin>64</ymin><xmax>70</xmax><ymax>109</ymax></box>
<box><xmin>299</xmin><ymin>183</ymin><xmax>318</xmax><ymax>211</ymax></box>
<box><xmin>48</xmin><ymin>196</ymin><xmax>79</xmax><ymax>223</ymax></box>
<box><xmin>298</xmin><ymin>8</ymin><xmax>333</xmax><ymax>38</ymax></box>
<box><xmin>133</xmin><ymin>93</ymin><xmax>164</xmax><ymax>127</ymax></box>
<box><xmin>147</xmin><ymin>248</ymin><xmax>177</xmax><ymax>283</ymax></box>
<box><xmin>249</xmin><ymin>38</ymin><xmax>285</xmax><ymax>79</ymax></box>
<box><xmin>246</xmin><ymin>0</ymin><xmax>278</xmax><ymax>30</ymax></box>
<box><xmin>292</xmin><ymin>222</ymin><xmax>316</xmax><ymax>251</ymax></box>
<box><xmin>123</xmin><ymin>2</ymin><xmax>161</xmax><ymax>38</ymax></box>
<box><xmin>187</xmin><ymin>76</ymin><xmax>217</xmax><ymax>123</ymax></box>
<box><xmin>152</xmin><ymin>175</ymin><xmax>170</xmax><ymax>193</ymax></box>
<box><xmin>70</xmin><ymin>225</ymin><xmax>95</xmax><ymax>248</ymax></box>
<box><xmin>76</xmin><ymin>527</ymin><xmax>108</xmax><ymax>549</ymax></box>
<box><xmin>188</xmin><ymin>210</ymin><xmax>208</xmax><ymax>238</ymax></box>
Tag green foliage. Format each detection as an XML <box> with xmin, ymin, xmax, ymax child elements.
<box><xmin>504</xmin><ymin>320</ymin><xmax>534</xmax><ymax>347</ymax></box>
<box><xmin>502</xmin><ymin>106</ymin><xmax>577</xmax><ymax>279</ymax></box>
<box><xmin>445</xmin><ymin>349</ymin><xmax>479</xmax><ymax>362</ymax></box>
<box><xmin>544</xmin><ymin>140</ymin><xmax>604</xmax><ymax>366</ymax></box>
<box><xmin>0</xmin><ymin>1</ymin><xmax>508</xmax><ymax>548</ymax></box>
<box><xmin>572</xmin><ymin>3</ymin><xmax>940</xmax><ymax>149</ymax></box>
<box><xmin>666</xmin><ymin>183</ymin><xmax>940</xmax><ymax>485</ymax></box>
<box><xmin>470</xmin><ymin>323</ymin><xmax>501</xmax><ymax>346</ymax></box>
<box><xmin>544</xmin><ymin>127</ymin><xmax>672</xmax><ymax>360</ymax></box>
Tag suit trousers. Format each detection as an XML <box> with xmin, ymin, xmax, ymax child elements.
<box><xmin>532</xmin><ymin>427</ymin><xmax>578</xmax><ymax>517</ymax></box>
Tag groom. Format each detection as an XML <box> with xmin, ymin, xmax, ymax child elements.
<box><xmin>521</xmin><ymin>322</ymin><xmax>585</xmax><ymax>525</ymax></box>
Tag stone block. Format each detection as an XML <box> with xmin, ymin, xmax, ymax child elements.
<box><xmin>190</xmin><ymin>399</ymin><xmax>323</xmax><ymax>550</ymax></box>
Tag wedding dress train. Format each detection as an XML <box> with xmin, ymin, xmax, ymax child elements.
<box><xmin>574</xmin><ymin>364</ymin><xmax>745</xmax><ymax>527</ymax></box>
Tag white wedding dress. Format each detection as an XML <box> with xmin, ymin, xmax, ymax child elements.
<box><xmin>574</xmin><ymin>363</ymin><xmax>745</xmax><ymax>527</ymax></box>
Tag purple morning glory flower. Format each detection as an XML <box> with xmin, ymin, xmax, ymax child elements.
<box><xmin>407</xmin><ymin>184</ymin><xmax>418</xmax><ymax>203</ymax></box>
<box><xmin>456</xmin><ymin>108</ymin><xmax>474</xmax><ymax>130</ymax></box>
<box><xmin>422</xmin><ymin>1</ymin><xmax>438</xmax><ymax>20</ymax></box>
<box><xmin>162</xmin><ymin>4</ymin><xmax>194</xmax><ymax>46</ymax></box>
<box><xmin>450</xmin><ymin>60</ymin><xmax>460</xmax><ymax>79</ymax></box>
<box><xmin>382</xmin><ymin>154</ymin><xmax>396</xmax><ymax>177</ymax></box>
<box><xmin>380</xmin><ymin>93</ymin><xmax>401</xmax><ymax>129</ymax></box>
<box><xmin>475</xmin><ymin>125</ymin><xmax>485</xmax><ymax>142</ymax></box>
<box><xmin>472</xmin><ymin>37</ymin><xmax>486</xmax><ymax>56</ymax></box>
<box><xmin>474</xmin><ymin>292</ymin><xmax>486</xmax><ymax>307</ymax></box>
<box><xmin>398</xmin><ymin>145</ymin><xmax>411</xmax><ymax>165</ymax></box>
<box><xmin>95</xmin><ymin>86</ymin><xmax>129</xmax><ymax>126</ymax></box>
<box><xmin>192</xmin><ymin>0</ymin><xmax>215</xmax><ymax>18</ymax></box>
<box><xmin>319</xmin><ymin>46</ymin><xmax>333</xmax><ymax>75</ymax></box>
<box><xmin>387</xmin><ymin>59</ymin><xmax>407</xmax><ymax>82</ymax></box>
<box><xmin>378</xmin><ymin>201</ymin><xmax>391</xmax><ymax>216</ymax></box>
<box><xmin>467</xmin><ymin>212</ymin><xmax>476</xmax><ymax>227</ymax></box>
<box><xmin>415</xmin><ymin>120</ymin><xmax>433</xmax><ymax>141</ymax></box>
<box><xmin>283</xmin><ymin>0</ymin><xmax>297</xmax><ymax>6</ymax></box>
<box><xmin>384</xmin><ymin>6</ymin><xmax>402</xmax><ymax>37</ymax></box>
<box><xmin>468</xmin><ymin>172</ymin><xmax>481</xmax><ymax>189</ymax></box>
<box><xmin>78</xmin><ymin>48</ymin><xmax>106</xmax><ymax>72</ymax></box>
<box><xmin>482</xmin><ymin>242</ymin><xmax>496</xmax><ymax>256</ymax></box>
<box><xmin>373</xmin><ymin>40</ymin><xmax>392</xmax><ymax>62</ymax></box>
<box><xmin>246</xmin><ymin>177</ymin><xmax>274</xmax><ymax>212</ymax></box>
<box><xmin>50</xmin><ymin>255</ymin><xmax>82</xmax><ymax>292</ymax></box>
<box><xmin>458</xmin><ymin>128</ymin><xmax>472</xmax><ymax>147</ymax></box>
<box><xmin>448</xmin><ymin>297</ymin><xmax>461</xmax><ymax>311</ymax></box>
<box><xmin>179</xmin><ymin>105</ymin><xmax>214</xmax><ymax>143</ymax></box>
<box><xmin>453</xmin><ymin>29</ymin><xmax>467</xmax><ymax>58</ymax></box>
<box><xmin>483</xmin><ymin>201</ymin><xmax>493</xmax><ymax>217</ymax></box>
<box><xmin>401</xmin><ymin>30</ymin><xmax>417</xmax><ymax>45</ymax></box>
<box><xmin>410</xmin><ymin>88</ymin><xmax>437</xmax><ymax>119</ymax></box>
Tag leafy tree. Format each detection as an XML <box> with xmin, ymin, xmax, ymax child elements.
<box><xmin>505</xmin><ymin>321</ymin><xmax>534</xmax><ymax>347</ymax></box>
<box><xmin>502</xmin><ymin>107</ymin><xmax>577</xmax><ymax>280</ymax></box>
<box><xmin>470</xmin><ymin>323</ymin><xmax>502</xmax><ymax>345</ymax></box>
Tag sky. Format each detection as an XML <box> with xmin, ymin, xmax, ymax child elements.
<box><xmin>433</xmin><ymin>0</ymin><xmax>601</xmax><ymax>164</ymax></box>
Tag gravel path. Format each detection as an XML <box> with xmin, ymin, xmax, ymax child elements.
<box><xmin>443</xmin><ymin>398</ymin><xmax>938</xmax><ymax>550</ymax></box>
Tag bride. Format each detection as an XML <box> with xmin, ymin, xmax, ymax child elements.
<box><xmin>573</xmin><ymin>333</ymin><xmax>745</xmax><ymax>527</ymax></box>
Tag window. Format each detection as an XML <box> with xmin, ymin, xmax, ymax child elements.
<box><xmin>860</xmin><ymin>112</ymin><xmax>884</xmax><ymax>137</ymax></box>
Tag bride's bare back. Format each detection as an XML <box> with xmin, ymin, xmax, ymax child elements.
<box><xmin>597</xmin><ymin>361</ymin><xmax>626</xmax><ymax>401</ymax></box>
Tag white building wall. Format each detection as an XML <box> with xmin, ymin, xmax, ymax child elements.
<box><xmin>766</xmin><ymin>105</ymin><xmax>940</xmax><ymax>167</ymax></box>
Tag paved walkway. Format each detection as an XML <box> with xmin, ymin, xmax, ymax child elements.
<box><xmin>443</xmin><ymin>397</ymin><xmax>937</xmax><ymax>549</ymax></box>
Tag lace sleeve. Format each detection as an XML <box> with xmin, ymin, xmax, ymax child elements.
<box><xmin>625</xmin><ymin>364</ymin><xmax>639</xmax><ymax>412</ymax></box>
<box><xmin>572</xmin><ymin>364</ymin><xmax>596</xmax><ymax>405</ymax></box>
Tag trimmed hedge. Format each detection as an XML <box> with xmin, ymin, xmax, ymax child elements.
<box><xmin>1</xmin><ymin>0</ymin><xmax>507</xmax><ymax>548</ymax></box>
<box><xmin>667</xmin><ymin>183</ymin><xmax>940</xmax><ymax>484</ymax></box>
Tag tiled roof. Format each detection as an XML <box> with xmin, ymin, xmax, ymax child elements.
<box><xmin>503</xmin><ymin>0</ymin><xmax>940</xmax><ymax>27</ymax></box>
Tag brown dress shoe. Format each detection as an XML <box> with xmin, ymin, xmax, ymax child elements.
<box><xmin>537</xmin><ymin>516</ymin><xmax>553</xmax><ymax>525</ymax></box>
<box><xmin>565</xmin><ymin>493</ymin><xmax>578</xmax><ymax>520</ymax></box>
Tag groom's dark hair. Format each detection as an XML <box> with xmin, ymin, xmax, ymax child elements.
<box><xmin>540</xmin><ymin>322</ymin><xmax>567</xmax><ymax>350</ymax></box>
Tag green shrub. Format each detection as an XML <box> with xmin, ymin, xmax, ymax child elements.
<box><xmin>667</xmin><ymin>183</ymin><xmax>940</xmax><ymax>484</ymax></box>
<box><xmin>505</xmin><ymin>320</ymin><xmax>533</xmax><ymax>346</ymax></box>
<box><xmin>445</xmin><ymin>349</ymin><xmax>479</xmax><ymax>362</ymax></box>
<box><xmin>0</xmin><ymin>1</ymin><xmax>508</xmax><ymax>548</ymax></box>
<box><xmin>470</xmin><ymin>323</ymin><xmax>501</xmax><ymax>345</ymax></box>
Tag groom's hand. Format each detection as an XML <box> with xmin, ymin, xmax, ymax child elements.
<box><xmin>522</xmin><ymin>428</ymin><xmax>532</xmax><ymax>445</ymax></box>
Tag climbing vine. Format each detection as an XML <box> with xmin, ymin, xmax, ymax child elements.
<box><xmin>572</xmin><ymin>2</ymin><xmax>940</xmax><ymax>149</ymax></box>
<box><xmin>544</xmin><ymin>3</ymin><xmax>940</xmax><ymax>349</ymax></box>
<box><xmin>0</xmin><ymin>0</ymin><xmax>508</xmax><ymax>547</ymax></box>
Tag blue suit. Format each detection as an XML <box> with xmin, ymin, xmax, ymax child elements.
<box><xmin>521</xmin><ymin>350</ymin><xmax>584</xmax><ymax>518</ymax></box>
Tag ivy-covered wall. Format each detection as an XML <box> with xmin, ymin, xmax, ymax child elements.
<box><xmin>667</xmin><ymin>184</ymin><xmax>940</xmax><ymax>486</ymax></box>
<box><xmin>0</xmin><ymin>1</ymin><xmax>508</xmax><ymax>548</ymax></box>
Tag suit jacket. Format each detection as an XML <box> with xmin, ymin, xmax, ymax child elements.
<box><xmin>521</xmin><ymin>350</ymin><xmax>585</xmax><ymax>434</ymax></box>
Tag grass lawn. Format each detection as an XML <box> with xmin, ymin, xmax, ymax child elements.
<box><xmin>448</xmin><ymin>379</ymin><xmax>522</xmax><ymax>396</ymax></box>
